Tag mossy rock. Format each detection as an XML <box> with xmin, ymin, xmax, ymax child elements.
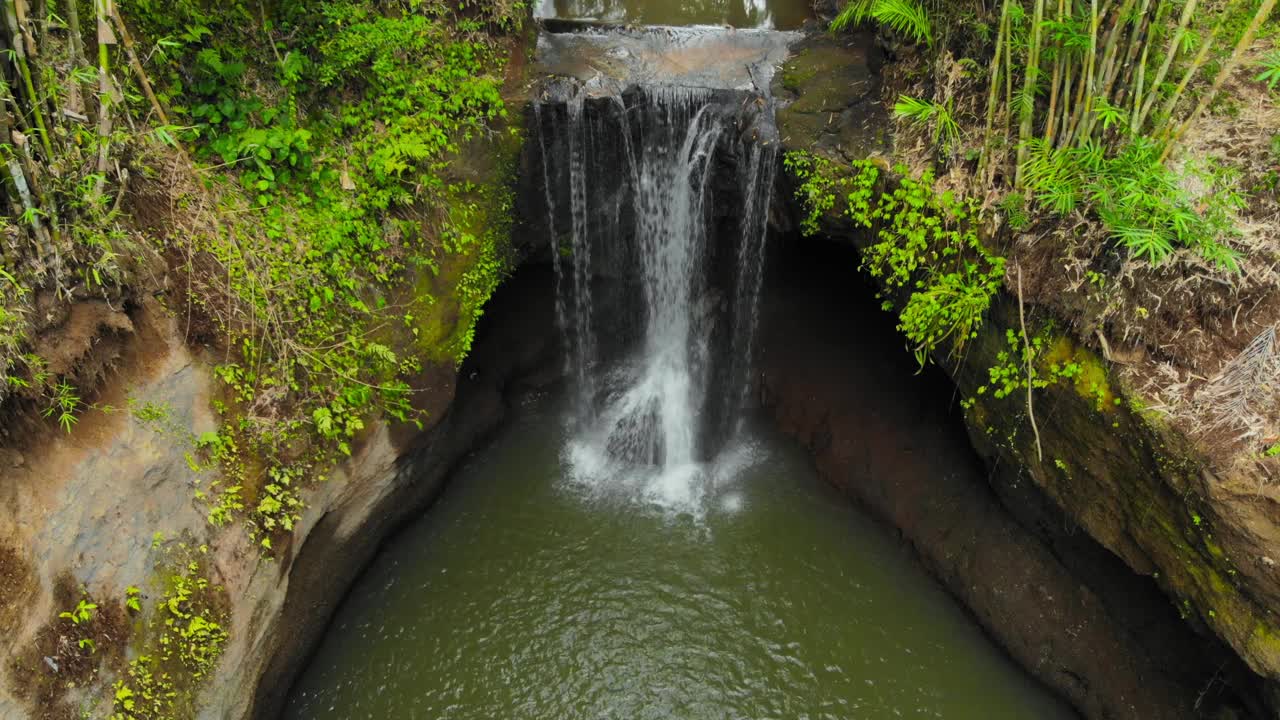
<box><xmin>772</xmin><ymin>33</ymin><xmax>890</xmax><ymax>162</ymax></box>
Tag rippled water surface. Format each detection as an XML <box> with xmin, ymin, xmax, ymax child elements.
<box><xmin>284</xmin><ymin>393</ymin><xmax>1077</xmax><ymax>720</ymax></box>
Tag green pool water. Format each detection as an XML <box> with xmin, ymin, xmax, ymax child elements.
<box><xmin>283</xmin><ymin>392</ymin><xmax>1077</xmax><ymax>719</ymax></box>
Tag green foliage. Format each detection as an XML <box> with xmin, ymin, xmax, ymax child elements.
<box><xmin>998</xmin><ymin>192</ymin><xmax>1031</xmax><ymax>231</ymax></box>
<box><xmin>1258</xmin><ymin>50</ymin><xmax>1280</xmax><ymax>90</ymax></box>
<box><xmin>41</xmin><ymin>381</ymin><xmax>83</xmax><ymax>433</ymax></box>
<box><xmin>1020</xmin><ymin>136</ymin><xmax>1244</xmax><ymax>269</ymax></box>
<box><xmin>786</xmin><ymin>153</ymin><xmax>1006</xmax><ymax>366</ymax></box>
<box><xmin>831</xmin><ymin>0</ymin><xmax>933</xmax><ymax>47</ymax></box>
<box><xmin>894</xmin><ymin>95</ymin><xmax>961</xmax><ymax>151</ymax></box>
<box><xmin>108</xmin><ymin>0</ymin><xmax>522</xmax><ymax>545</ymax></box>
<box><xmin>979</xmin><ymin>329</ymin><xmax>1082</xmax><ymax>400</ymax></box>
<box><xmin>112</xmin><ymin>547</ymin><xmax>229</xmax><ymax>720</ymax></box>
<box><xmin>0</xmin><ymin>0</ymin><xmax>144</xmax><ymax>421</ymax></box>
<box><xmin>59</xmin><ymin>599</ymin><xmax>98</xmax><ymax>626</ymax></box>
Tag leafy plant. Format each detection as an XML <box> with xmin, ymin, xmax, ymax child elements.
<box><xmin>894</xmin><ymin>95</ymin><xmax>961</xmax><ymax>150</ymax></box>
<box><xmin>113</xmin><ymin>550</ymin><xmax>229</xmax><ymax>720</ymax></box>
<box><xmin>59</xmin><ymin>598</ymin><xmax>98</xmax><ymax>626</ymax></box>
<box><xmin>787</xmin><ymin>153</ymin><xmax>1006</xmax><ymax>366</ymax></box>
<box><xmin>1258</xmin><ymin>50</ymin><xmax>1280</xmax><ymax>90</ymax></box>
<box><xmin>831</xmin><ymin>0</ymin><xmax>933</xmax><ymax>47</ymax></box>
<box><xmin>998</xmin><ymin>192</ymin><xmax>1031</xmax><ymax>230</ymax></box>
<box><xmin>41</xmin><ymin>381</ymin><xmax>82</xmax><ymax>433</ymax></box>
<box><xmin>1020</xmin><ymin>136</ymin><xmax>1244</xmax><ymax>269</ymax></box>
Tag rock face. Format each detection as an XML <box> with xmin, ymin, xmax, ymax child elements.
<box><xmin>953</xmin><ymin>300</ymin><xmax>1280</xmax><ymax>714</ymax></box>
<box><xmin>0</xmin><ymin>300</ymin><xmax>216</xmax><ymax>720</ymax></box>
<box><xmin>769</xmin><ymin>28</ymin><xmax>1278</xmax><ymax>719</ymax></box>
<box><xmin>772</xmin><ymin>29</ymin><xmax>891</xmax><ymax>163</ymax></box>
<box><xmin>0</xmin><ymin>268</ymin><xmax>560</xmax><ymax>720</ymax></box>
<box><xmin>759</xmin><ymin>238</ymin><xmax>1262</xmax><ymax>719</ymax></box>
<box><xmin>211</xmin><ymin>268</ymin><xmax>562</xmax><ymax>720</ymax></box>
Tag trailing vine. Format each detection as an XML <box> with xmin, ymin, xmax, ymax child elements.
<box><xmin>786</xmin><ymin>152</ymin><xmax>1006</xmax><ymax>367</ymax></box>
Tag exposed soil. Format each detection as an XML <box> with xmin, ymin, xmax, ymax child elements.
<box><xmin>0</xmin><ymin>545</ymin><xmax>33</xmax><ymax>638</ymax></box>
<box><xmin>9</xmin><ymin>574</ymin><xmax>130</xmax><ymax>720</ymax></box>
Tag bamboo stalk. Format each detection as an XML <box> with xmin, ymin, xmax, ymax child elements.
<box><xmin>63</xmin><ymin>0</ymin><xmax>87</xmax><ymax>114</ymax></box>
<box><xmin>0</xmin><ymin>84</ymin><xmax>41</xmax><ymax>238</ymax></box>
<box><xmin>1058</xmin><ymin>60</ymin><xmax>1074</xmax><ymax>146</ymax></box>
<box><xmin>1134</xmin><ymin>0</ymin><xmax>1197</xmax><ymax>133</ymax></box>
<box><xmin>1015</xmin><ymin>0</ymin><xmax>1049</xmax><ymax>187</ymax></box>
<box><xmin>1162</xmin><ymin>0</ymin><xmax>1279</xmax><ymax>161</ymax></box>
<box><xmin>13</xmin><ymin>0</ymin><xmax>56</xmax><ymax>131</ymax></box>
<box><xmin>981</xmin><ymin>0</ymin><xmax>1013</xmax><ymax>185</ymax></box>
<box><xmin>998</xmin><ymin>0</ymin><xmax>1014</xmax><ymax>184</ymax></box>
<box><xmin>1130</xmin><ymin>21</ymin><xmax>1150</xmax><ymax>129</ymax></box>
<box><xmin>4</xmin><ymin>0</ymin><xmax>53</xmax><ymax>159</ymax></box>
<box><xmin>1098</xmin><ymin>0</ymin><xmax>1149</xmax><ymax>121</ymax></box>
<box><xmin>1043</xmin><ymin>0</ymin><xmax>1067</xmax><ymax>144</ymax></box>
<box><xmin>65</xmin><ymin>0</ymin><xmax>84</xmax><ymax>61</ymax></box>
<box><xmin>90</xmin><ymin>0</ymin><xmax>111</xmax><ymax>203</ymax></box>
<box><xmin>1111</xmin><ymin>2</ymin><xmax>1151</xmax><ymax>113</ymax></box>
<box><xmin>108</xmin><ymin>4</ymin><xmax>167</xmax><ymax>125</ymax></box>
<box><xmin>1077</xmin><ymin>0</ymin><xmax>1135</xmax><ymax>145</ymax></box>
<box><xmin>1063</xmin><ymin>0</ymin><xmax>1101</xmax><ymax>147</ymax></box>
<box><xmin>1152</xmin><ymin>21</ymin><xmax>1218</xmax><ymax>141</ymax></box>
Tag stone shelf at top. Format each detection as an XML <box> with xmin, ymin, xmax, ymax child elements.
<box><xmin>534</xmin><ymin>21</ymin><xmax>803</xmax><ymax>95</ymax></box>
<box><xmin>534</xmin><ymin>0</ymin><xmax>812</xmax><ymax>31</ymax></box>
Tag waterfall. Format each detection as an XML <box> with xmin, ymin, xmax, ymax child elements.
<box><xmin>723</xmin><ymin>141</ymin><xmax>778</xmax><ymax>437</ymax></box>
<box><xmin>534</xmin><ymin>85</ymin><xmax>776</xmax><ymax>512</ymax></box>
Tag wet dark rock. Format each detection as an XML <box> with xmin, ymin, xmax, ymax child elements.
<box><xmin>240</xmin><ymin>269</ymin><xmax>564</xmax><ymax>720</ymax></box>
<box><xmin>758</xmin><ymin>238</ymin><xmax>1256</xmax><ymax>720</ymax></box>
<box><xmin>771</xmin><ymin>30</ymin><xmax>891</xmax><ymax>162</ymax></box>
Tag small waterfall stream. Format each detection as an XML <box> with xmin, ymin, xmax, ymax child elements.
<box><xmin>534</xmin><ymin>85</ymin><xmax>777</xmax><ymax>512</ymax></box>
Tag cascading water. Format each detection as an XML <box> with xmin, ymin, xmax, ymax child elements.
<box><xmin>534</xmin><ymin>84</ymin><xmax>777</xmax><ymax>512</ymax></box>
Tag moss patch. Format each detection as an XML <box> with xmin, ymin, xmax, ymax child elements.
<box><xmin>1042</xmin><ymin>335</ymin><xmax>1116</xmax><ymax>411</ymax></box>
<box><xmin>111</xmin><ymin>542</ymin><xmax>231</xmax><ymax>720</ymax></box>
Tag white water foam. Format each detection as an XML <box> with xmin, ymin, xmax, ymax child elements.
<box><xmin>536</xmin><ymin>85</ymin><xmax>776</xmax><ymax>518</ymax></box>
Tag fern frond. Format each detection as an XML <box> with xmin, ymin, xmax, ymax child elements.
<box><xmin>872</xmin><ymin>0</ymin><xmax>933</xmax><ymax>47</ymax></box>
<box><xmin>830</xmin><ymin>0</ymin><xmax>876</xmax><ymax>32</ymax></box>
<box><xmin>832</xmin><ymin>0</ymin><xmax>932</xmax><ymax>47</ymax></box>
<box><xmin>1256</xmin><ymin>50</ymin><xmax>1280</xmax><ymax>90</ymax></box>
<box><xmin>894</xmin><ymin>95</ymin><xmax>937</xmax><ymax>123</ymax></box>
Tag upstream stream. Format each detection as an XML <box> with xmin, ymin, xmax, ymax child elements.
<box><xmin>283</xmin><ymin>8</ymin><xmax>1083</xmax><ymax>718</ymax></box>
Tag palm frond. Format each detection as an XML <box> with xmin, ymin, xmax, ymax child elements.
<box><xmin>872</xmin><ymin>0</ymin><xmax>933</xmax><ymax>47</ymax></box>
<box><xmin>831</xmin><ymin>0</ymin><xmax>932</xmax><ymax>47</ymax></box>
<box><xmin>830</xmin><ymin>0</ymin><xmax>876</xmax><ymax>32</ymax></box>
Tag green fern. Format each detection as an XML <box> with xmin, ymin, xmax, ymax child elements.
<box><xmin>1257</xmin><ymin>50</ymin><xmax>1280</xmax><ymax>90</ymax></box>
<box><xmin>832</xmin><ymin>0</ymin><xmax>933</xmax><ymax>47</ymax></box>
<box><xmin>830</xmin><ymin>0</ymin><xmax>876</xmax><ymax>31</ymax></box>
<box><xmin>1019</xmin><ymin>136</ymin><xmax>1242</xmax><ymax>270</ymax></box>
<box><xmin>894</xmin><ymin>95</ymin><xmax>960</xmax><ymax>148</ymax></box>
<box><xmin>1092</xmin><ymin>97</ymin><xmax>1125</xmax><ymax>132</ymax></box>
